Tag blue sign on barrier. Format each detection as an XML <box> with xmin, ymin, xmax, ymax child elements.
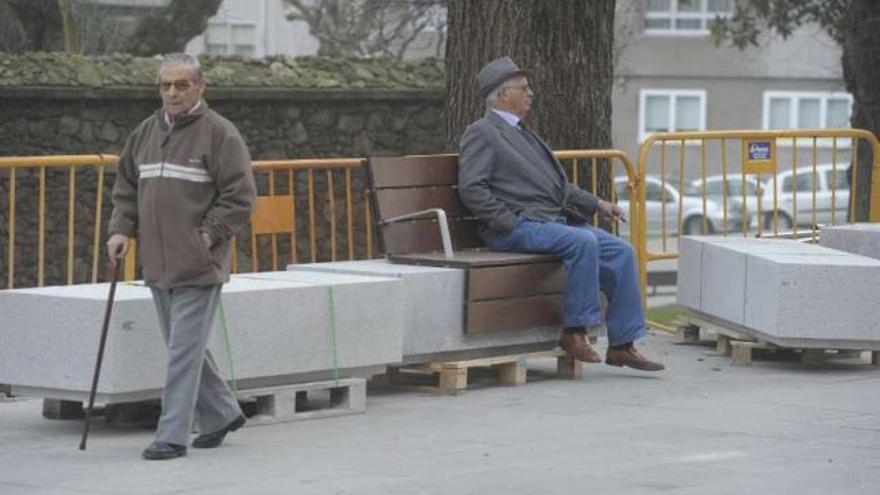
<box><xmin>748</xmin><ymin>141</ymin><xmax>772</xmax><ymax>161</ymax></box>
<box><xmin>743</xmin><ymin>138</ymin><xmax>777</xmax><ymax>175</ymax></box>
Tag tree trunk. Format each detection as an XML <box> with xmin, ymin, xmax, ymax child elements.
<box><xmin>3</xmin><ymin>0</ymin><xmax>63</xmax><ymax>52</ymax></box>
<box><xmin>445</xmin><ymin>0</ymin><xmax>616</xmax><ymax>204</ymax></box>
<box><xmin>57</xmin><ymin>0</ymin><xmax>81</xmax><ymax>53</ymax></box>
<box><xmin>119</xmin><ymin>0</ymin><xmax>223</xmax><ymax>56</ymax></box>
<box><xmin>446</xmin><ymin>0</ymin><xmax>614</xmax><ymax>150</ymax></box>
<box><xmin>843</xmin><ymin>0</ymin><xmax>880</xmax><ymax>221</ymax></box>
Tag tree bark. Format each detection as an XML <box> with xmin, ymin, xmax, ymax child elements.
<box><xmin>445</xmin><ymin>0</ymin><xmax>616</xmax><ymax>210</ymax></box>
<box><xmin>119</xmin><ymin>0</ymin><xmax>223</xmax><ymax>56</ymax></box>
<box><xmin>57</xmin><ymin>0</ymin><xmax>81</xmax><ymax>53</ymax></box>
<box><xmin>842</xmin><ymin>0</ymin><xmax>880</xmax><ymax>221</ymax></box>
<box><xmin>3</xmin><ymin>0</ymin><xmax>63</xmax><ymax>52</ymax></box>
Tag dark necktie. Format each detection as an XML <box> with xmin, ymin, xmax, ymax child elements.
<box><xmin>517</xmin><ymin>121</ymin><xmax>558</xmax><ymax>170</ymax></box>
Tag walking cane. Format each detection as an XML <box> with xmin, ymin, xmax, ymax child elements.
<box><xmin>79</xmin><ymin>258</ymin><xmax>121</xmax><ymax>451</ymax></box>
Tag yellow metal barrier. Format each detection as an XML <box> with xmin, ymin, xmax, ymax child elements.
<box><xmin>1</xmin><ymin>151</ymin><xmax>642</xmax><ymax>292</ymax></box>
<box><xmin>555</xmin><ymin>149</ymin><xmax>640</xmax><ymax>247</ymax></box>
<box><xmin>636</xmin><ymin>128</ymin><xmax>880</xmax><ymax>332</ymax></box>
<box><xmin>0</xmin><ymin>155</ymin><xmax>120</xmax><ymax>288</ymax></box>
<box><xmin>247</xmin><ymin>158</ymin><xmax>369</xmax><ymax>272</ymax></box>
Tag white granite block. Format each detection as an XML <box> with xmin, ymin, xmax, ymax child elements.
<box><xmin>0</xmin><ymin>283</ymin><xmax>162</xmax><ymax>401</ymax></box>
<box><xmin>293</xmin><ymin>260</ymin><xmax>562</xmax><ymax>363</ymax></box>
<box><xmin>225</xmin><ymin>271</ymin><xmax>404</xmax><ymax>378</ymax></box>
<box><xmin>676</xmin><ymin>237</ymin><xmax>814</xmax><ymax>314</ymax></box>
<box><xmin>678</xmin><ymin>236</ymin><xmax>880</xmax><ymax>348</ymax></box>
<box><xmin>676</xmin><ymin>237</ymin><xmax>703</xmax><ymax>311</ymax></box>
<box><xmin>821</xmin><ymin>223</ymin><xmax>880</xmax><ymax>260</ymax></box>
<box><xmin>700</xmin><ymin>243</ymin><xmax>747</xmax><ymax>325</ymax></box>
<box><xmin>0</xmin><ymin>271</ymin><xmax>405</xmax><ymax>402</ymax></box>
<box><xmin>744</xmin><ymin>253</ymin><xmax>880</xmax><ymax>345</ymax></box>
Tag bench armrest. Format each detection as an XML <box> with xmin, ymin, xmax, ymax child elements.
<box><xmin>382</xmin><ymin>208</ymin><xmax>454</xmax><ymax>259</ymax></box>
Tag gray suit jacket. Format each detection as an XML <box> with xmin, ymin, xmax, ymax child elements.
<box><xmin>458</xmin><ymin>110</ymin><xmax>600</xmax><ymax>242</ymax></box>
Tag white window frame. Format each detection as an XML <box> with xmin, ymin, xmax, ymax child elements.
<box><xmin>643</xmin><ymin>0</ymin><xmax>732</xmax><ymax>36</ymax></box>
<box><xmin>638</xmin><ymin>89</ymin><xmax>707</xmax><ymax>143</ymax></box>
<box><xmin>762</xmin><ymin>90</ymin><xmax>854</xmax><ymax>147</ymax></box>
<box><xmin>205</xmin><ymin>20</ymin><xmax>259</xmax><ymax>57</ymax></box>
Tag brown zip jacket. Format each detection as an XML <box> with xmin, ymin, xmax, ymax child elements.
<box><xmin>109</xmin><ymin>101</ymin><xmax>256</xmax><ymax>288</ymax></box>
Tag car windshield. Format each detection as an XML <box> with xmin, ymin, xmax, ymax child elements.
<box><xmin>697</xmin><ymin>178</ymin><xmax>758</xmax><ymax>196</ymax></box>
<box><xmin>681</xmin><ymin>183</ymin><xmax>701</xmax><ymax>196</ymax></box>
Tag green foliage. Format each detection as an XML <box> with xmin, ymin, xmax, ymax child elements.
<box><xmin>0</xmin><ymin>52</ymin><xmax>445</xmax><ymax>88</ymax></box>
<box><xmin>710</xmin><ymin>0</ymin><xmax>847</xmax><ymax>48</ymax></box>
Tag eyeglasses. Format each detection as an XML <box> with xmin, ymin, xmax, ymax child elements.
<box><xmin>502</xmin><ymin>83</ymin><xmax>531</xmax><ymax>93</ymax></box>
<box><xmin>159</xmin><ymin>80</ymin><xmax>195</xmax><ymax>92</ymax></box>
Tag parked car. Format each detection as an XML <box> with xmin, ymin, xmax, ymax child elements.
<box><xmin>760</xmin><ymin>164</ymin><xmax>850</xmax><ymax>230</ymax></box>
<box><xmin>614</xmin><ymin>175</ymin><xmax>751</xmax><ymax>237</ymax></box>
<box><xmin>690</xmin><ymin>174</ymin><xmax>763</xmax><ymax>231</ymax></box>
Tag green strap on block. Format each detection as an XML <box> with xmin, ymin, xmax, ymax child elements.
<box><xmin>215</xmin><ymin>276</ymin><xmax>343</xmax><ymax>395</ymax></box>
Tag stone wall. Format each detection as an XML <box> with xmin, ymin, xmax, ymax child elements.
<box><xmin>0</xmin><ymin>86</ymin><xmax>446</xmax><ymax>158</ymax></box>
<box><xmin>0</xmin><ymin>54</ymin><xmax>447</xmax><ymax>288</ymax></box>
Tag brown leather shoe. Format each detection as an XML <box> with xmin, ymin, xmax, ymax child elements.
<box><xmin>559</xmin><ymin>331</ymin><xmax>602</xmax><ymax>363</ymax></box>
<box><xmin>606</xmin><ymin>347</ymin><xmax>665</xmax><ymax>371</ymax></box>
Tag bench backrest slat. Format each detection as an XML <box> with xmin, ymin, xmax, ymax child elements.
<box><xmin>367</xmin><ymin>154</ymin><xmax>484</xmax><ymax>255</ymax></box>
<box><xmin>369</xmin><ymin>155</ymin><xmax>458</xmax><ymax>188</ymax></box>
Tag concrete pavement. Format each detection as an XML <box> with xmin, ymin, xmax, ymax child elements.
<box><xmin>1</xmin><ymin>330</ymin><xmax>879</xmax><ymax>495</ymax></box>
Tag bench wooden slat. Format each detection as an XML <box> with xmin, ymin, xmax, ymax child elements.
<box><xmin>466</xmin><ymin>295</ymin><xmax>563</xmax><ymax>334</ymax></box>
<box><xmin>382</xmin><ymin>219</ymin><xmax>482</xmax><ymax>254</ymax></box>
<box><xmin>388</xmin><ymin>251</ymin><xmax>558</xmax><ymax>268</ymax></box>
<box><xmin>468</xmin><ymin>263</ymin><xmax>564</xmax><ymax>301</ymax></box>
<box><xmin>368</xmin><ymin>155</ymin><xmax>458</xmax><ymax>188</ymax></box>
<box><xmin>374</xmin><ymin>187</ymin><xmax>471</xmax><ymax>219</ymax></box>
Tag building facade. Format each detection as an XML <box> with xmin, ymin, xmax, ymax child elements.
<box><xmin>614</xmin><ymin>0</ymin><xmax>851</xmax><ymax>180</ymax></box>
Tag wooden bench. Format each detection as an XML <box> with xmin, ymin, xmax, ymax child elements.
<box><xmin>366</xmin><ymin>154</ymin><xmax>565</xmax><ymax>334</ymax></box>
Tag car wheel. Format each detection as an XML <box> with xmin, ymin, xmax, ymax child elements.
<box><xmin>683</xmin><ymin>216</ymin><xmax>713</xmax><ymax>236</ymax></box>
<box><xmin>763</xmin><ymin>212</ymin><xmax>793</xmax><ymax>232</ymax></box>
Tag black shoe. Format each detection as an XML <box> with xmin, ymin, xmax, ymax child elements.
<box><xmin>191</xmin><ymin>415</ymin><xmax>246</xmax><ymax>449</ymax></box>
<box><xmin>142</xmin><ymin>441</ymin><xmax>187</xmax><ymax>460</ymax></box>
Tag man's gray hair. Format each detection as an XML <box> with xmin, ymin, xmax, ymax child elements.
<box><xmin>485</xmin><ymin>84</ymin><xmax>509</xmax><ymax>110</ymax></box>
<box><xmin>159</xmin><ymin>53</ymin><xmax>204</xmax><ymax>81</ymax></box>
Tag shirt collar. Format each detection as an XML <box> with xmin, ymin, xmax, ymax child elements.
<box><xmin>163</xmin><ymin>100</ymin><xmax>203</xmax><ymax>127</ymax></box>
<box><xmin>491</xmin><ymin>108</ymin><xmax>521</xmax><ymax>128</ymax></box>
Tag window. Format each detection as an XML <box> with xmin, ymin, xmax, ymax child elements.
<box><xmin>704</xmin><ymin>181</ymin><xmax>724</xmax><ymax>196</ymax></box>
<box><xmin>645</xmin><ymin>180</ymin><xmax>664</xmax><ymax>202</ymax></box>
<box><xmin>781</xmin><ymin>176</ymin><xmax>793</xmax><ymax>193</ymax></box>
<box><xmin>644</xmin><ymin>0</ymin><xmax>732</xmax><ymax>35</ymax></box>
<box><xmin>794</xmin><ymin>171</ymin><xmax>817</xmax><ymax>193</ymax></box>
<box><xmin>205</xmin><ymin>22</ymin><xmax>257</xmax><ymax>57</ymax></box>
<box><xmin>763</xmin><ymin>91</ymin><xmax>853</xmax><ymax>146</ymax></box>
<box><xmin>825</xmin><ymin>168</ymin><xmax>849</xmax><ymax>192</ymax></box>
<box><xmin>639</xmin><ymin>89</ymin><xmax>707</xmax><ymax>141</ymax></box>
<box><xmin>616</xmin><ymin>182</ymin><xmax>630</xmax><ymax>201</ymax></box>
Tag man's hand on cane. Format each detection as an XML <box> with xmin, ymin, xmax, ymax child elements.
<box><xmin>106</xmin><ymin>234</ymin><xmax>130</xmax><ymax>268</ymax></box>
<box><xmin>597</xmin><ymin>200</ymin><xmax>626</xmax><ymax>224</ymax></box>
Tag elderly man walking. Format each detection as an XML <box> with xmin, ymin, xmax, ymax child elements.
<box><xmin>458</xmin><ymin>57</ymin><xmax>664</xmax><ymax>372</ymax></box>
<box><xmin>107</xmin><ymin>53</ymin><xmax>256</xmax><ymax>460</ymax></box>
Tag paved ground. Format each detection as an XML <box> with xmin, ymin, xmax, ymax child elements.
<box><xmin>1</xmin><ymin>329</ymin><xmax>878</xmax><ymax>495</ymax></box>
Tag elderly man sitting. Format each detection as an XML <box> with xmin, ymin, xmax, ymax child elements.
<box><xmin>457</xmin><ymin>57</ymin><xmax>664</xmax><ymax>372</ymax></box>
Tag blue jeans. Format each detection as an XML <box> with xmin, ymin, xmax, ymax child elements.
<box><xmin>488</xmin><ymin>218</ymin><xmax>646</xmax><ymax>346</ymax></box>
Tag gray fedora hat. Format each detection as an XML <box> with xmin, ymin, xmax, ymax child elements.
<box><xmin>477</xmin><ymin>56</ymin><xmax>529</xmax><ymax>97</ymax></box>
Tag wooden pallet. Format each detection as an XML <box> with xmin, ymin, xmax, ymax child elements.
<box><xmin>676</xmin><ymin>314</ymin><xmax>880</xmax><ymax>367</ymax></box>
<box><xmin>378</xmin><ymin>348</ymin><xmax>582</xmax><ymax>394</ymax></box>
<box><xmin>237</xmin><ymin>378</ymin><xmax>366</xmax><ymax>425</ymax></box>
